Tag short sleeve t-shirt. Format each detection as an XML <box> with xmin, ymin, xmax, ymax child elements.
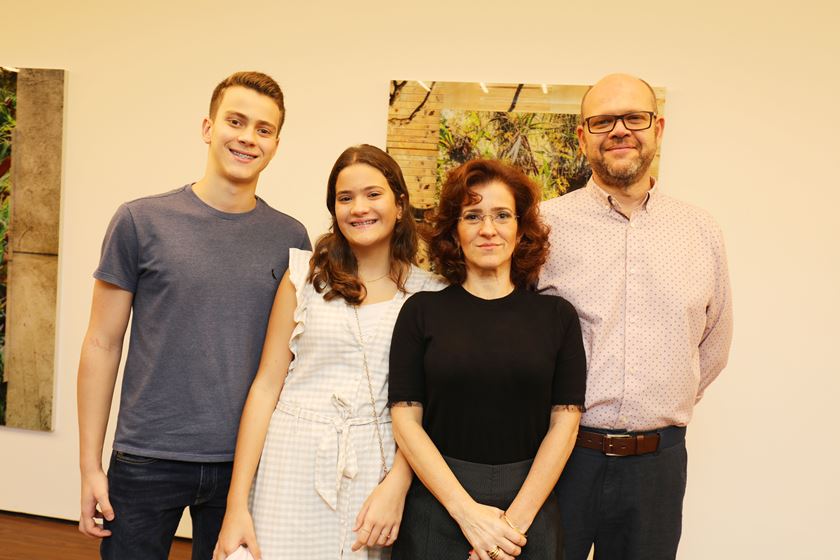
<box><xmin>389</xmin><ymin>285</ymin><xmax>586</xmax><ymax>464</ymax></box>
<box><xmin>95</xmin><ymin>185</ymin><xmax>310</xmax><ymax>462</ymax></box>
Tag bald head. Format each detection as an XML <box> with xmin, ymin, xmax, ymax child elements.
<box><xmin>580</xmin><ymin>73</ymin><xmax>658</xmax><ymax>122</ymax></box>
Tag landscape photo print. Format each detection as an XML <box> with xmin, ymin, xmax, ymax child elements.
<box><xmin>386</xmin><ymin>80</ymin><xmax>665</xmax><ymax>217</ymax></box>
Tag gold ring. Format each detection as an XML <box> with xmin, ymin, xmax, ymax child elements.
<box><xmin>488</xmin><ymin>546</ymin><xmax>502</xmax><ymax>559</ymax></box>
<box><xmin>360</xmin><ymin>527</ymin><xmax>371</xmax><ymax>533</ymax></box>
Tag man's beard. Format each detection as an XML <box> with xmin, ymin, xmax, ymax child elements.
<box><xmin>588</xmin><ymin>142</ymin><xmax>655</xmax><ymax>190</ymax></box>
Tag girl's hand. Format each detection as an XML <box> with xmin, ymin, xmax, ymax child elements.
<box><xmin>212</xmin><ymin>507</ymin><xmax>261</xmax><ymax>560</ymax></box>
<box><xmin>351</xmin><ymin>474</ymin><xmax>407</xmax><ymax>550</ymax></box>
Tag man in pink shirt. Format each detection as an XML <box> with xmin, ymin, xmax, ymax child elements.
<box><xmin>540</xmin><ymin>73</ymin><xmax>733</xmax><ymax>559</ymax></box>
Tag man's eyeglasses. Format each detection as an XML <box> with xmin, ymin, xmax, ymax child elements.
<box><xmin>458</xmin><ymin>210</ymin><xmax>518</xmax><ymax>227</ymax></box>
<box><xmin>584</xmin><ymin>111</ymin><xmax>656</xmax><ymax>134</ymax></box>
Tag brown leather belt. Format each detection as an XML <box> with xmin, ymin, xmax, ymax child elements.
<box><xmin>576</xmin><ymin>430</ymin><xmax>660</xmax><ymax>457</ymax></box>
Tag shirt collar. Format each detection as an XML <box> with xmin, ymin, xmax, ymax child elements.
<box><xmin>586</xmin><ymin>176</ymin><xmax>659</xmax><ymax>215</ymax></box>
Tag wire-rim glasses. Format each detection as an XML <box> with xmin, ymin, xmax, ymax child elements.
<box><xmin>458</xmin><ymin>210</ymin><xmax>518</xmax><ymax>227</ymax></box>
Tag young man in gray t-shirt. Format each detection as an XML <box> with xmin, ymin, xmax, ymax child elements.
<box><xmin>77</xmin><ymin>71</ymin><xmax>310</xmax><ymax>560</ymax></box>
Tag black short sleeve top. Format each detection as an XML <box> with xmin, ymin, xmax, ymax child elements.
<box><xmin>388</xmin><ymin>285</ymin><xmax>586</xmax><ymax>464</ymax></box>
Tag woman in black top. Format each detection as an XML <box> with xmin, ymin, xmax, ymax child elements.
<box><xmin>389</xmin><ymin>159</ymin><xmax>586</xmax><ymax>560</ymax></box>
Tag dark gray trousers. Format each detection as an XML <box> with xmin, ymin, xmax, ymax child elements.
<box><xmin>556</xmin><ymin>426</ymin><xmax>688</xmax><ymax>560</ymax></box>
<box><xmin>393</xmin><ymin>455</ymin><xmax>563</xmax><ymax>559</ymax></box>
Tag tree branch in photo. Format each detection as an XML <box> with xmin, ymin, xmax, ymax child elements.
<box><xmin>508</xmin><ymin>83</ymin><xmax>524</xmax><ymax>112</ymax></box>
<box><xmin>389</xmin><ymin>80</ymin><xmax>407</xmax><ymax>106</ymax></box>
<box><xmin>389</xmin><ymin>82</ymin><xmax>436</xmax><ymax>124</ymax></box>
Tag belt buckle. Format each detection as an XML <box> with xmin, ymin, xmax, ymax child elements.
<box><xmin>603</xmin><ymin>433</ymin><xmax>632</xmax><ymax>457</ymax></box>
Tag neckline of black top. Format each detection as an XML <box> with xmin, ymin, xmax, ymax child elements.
<box><xmin>456</xmin><ymin>284</ymin><xmax>519</xmax><ymax>304</ymax></box>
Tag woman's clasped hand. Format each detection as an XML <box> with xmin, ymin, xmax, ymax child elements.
<box><xmin>457</xmin><ymin>503</ymin><xmax>527</xmax><ymax>560</ymax></box>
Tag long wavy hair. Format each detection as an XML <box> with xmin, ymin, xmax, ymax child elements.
<box><xmin>309</xmin><ymin>145</ymin><xmax>418</xmax><ymax>304</ymax></box>
<box><xmin>425</xmin><ymin>159</ymin><xmax>549</xmax><ymax>290</ymax></box>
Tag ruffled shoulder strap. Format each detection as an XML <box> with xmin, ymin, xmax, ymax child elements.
<box><xmin>287</xmin><ymin>248</ymin><xmax>314</xmax><ymax>366</ymax></box>
<box><xmin>288</xmin><ymin>248</ymin><xmax>313</xmax><ymax>296</ymax></box>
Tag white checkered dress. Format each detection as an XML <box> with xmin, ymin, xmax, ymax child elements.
<box><xmin>250</xmin><ymin>249</ymin><xmax>445</xmax><ymax>559</ymax></box>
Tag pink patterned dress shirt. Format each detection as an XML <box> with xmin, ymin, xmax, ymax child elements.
<box><xmin>540</xmin><ymin>179</ymin><xmax>733</xmax><ymax>431</ymax></box>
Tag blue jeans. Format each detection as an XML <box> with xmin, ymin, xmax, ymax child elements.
<box><xmin>101</xmin><ymin>451</ymin><xmax>233</xmax><ymax>560</ymax></box>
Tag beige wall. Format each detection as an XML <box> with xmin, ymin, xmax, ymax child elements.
<box><xmin>1</xmin><ymin>0</ymin><xmax>837</xmax><ymax>557</ymax></box>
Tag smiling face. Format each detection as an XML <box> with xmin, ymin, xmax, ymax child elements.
<box><xmin>577</xmin><ymin>74</ymin><xmax>664</xmax><ymax>190</ymax></box>
<box><xmin>457</xmin><ymin>180</ymin><xmax>518</xmax><ymax>280</ymax></box>
<box><xmin>334</xmin><ymin>163</ymin><xmax>403</xmax><ymax>253</ymax></box>
<box><xmin>201</xmin><ymin>85</ymin><xmax>281</xmax><ymax>187</ymax></box>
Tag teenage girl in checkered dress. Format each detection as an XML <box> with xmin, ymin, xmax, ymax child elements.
<box><xmin>212</xmin><ymin>145</ymin><xmax>444</xmax><ymax>560</ymax></box>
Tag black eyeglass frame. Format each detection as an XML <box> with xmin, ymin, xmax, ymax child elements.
<box><xmin>583</xmin><ymin>111</ymin><xmax>656</xmax><ymax>134</ymax></box>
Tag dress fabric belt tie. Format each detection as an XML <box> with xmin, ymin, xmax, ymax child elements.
<box><xmin>276</xmin><ymin>396</ymin><xmax>389</xmax><ymax>511</ymax></box>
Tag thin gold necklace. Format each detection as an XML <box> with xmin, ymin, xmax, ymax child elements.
<box><xmin>360</xmin><ymin>272</ymin><xmax>389</xmax><ymax>283</ymax></box>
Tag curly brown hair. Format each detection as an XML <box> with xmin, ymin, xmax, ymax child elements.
<box><xmin>309</xmin><ymin>145</ymin><xmax>418</xmax><ymax>305</ymax></box>
<box><xmin>426</xmin><ymin>159</ymin><xmax>549</xmax><ymax>290</ymax></box>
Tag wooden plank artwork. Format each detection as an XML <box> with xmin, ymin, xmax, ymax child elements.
<box><xmin>2</xmin><ymin>68</ymin><xmax>64</xmax><ymax>431</ymax></box>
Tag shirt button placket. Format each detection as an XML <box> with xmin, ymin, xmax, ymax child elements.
<box><xmin>621</xmin><ymin>217</ymin><xmax>640</xmax><ymax>430</ymax></box>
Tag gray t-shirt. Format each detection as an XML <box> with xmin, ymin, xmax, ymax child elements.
<box><xmin>95</xmin><ymin>185</ymin><xmax>310</xmax><ymax>462</ymax></box>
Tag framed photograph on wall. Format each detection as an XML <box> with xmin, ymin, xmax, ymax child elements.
<box><xmin>386</xmin><ymin>80</ymin><xmax>665</xmax><ymax>222</ymax></box>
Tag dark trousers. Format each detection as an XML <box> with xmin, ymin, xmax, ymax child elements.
<box><xmin>101</xmin><ymin>451</ymin><xmax>233</xmax><ymax>560</ymax></box>
<box><xmin>393</xmin><ymin>456</ymin><xmax>562</xmax><ymax>560</ymax></box>
<box><xmin>556</xmin><ymin>427</ymin><xmax>687</xmax><ymax>560</ymax></box>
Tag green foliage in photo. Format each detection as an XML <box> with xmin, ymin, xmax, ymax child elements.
<box><xmin>437</xmin><ymin>109</ymin><xmax>591</xmax><ymax>202</ymax></box>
